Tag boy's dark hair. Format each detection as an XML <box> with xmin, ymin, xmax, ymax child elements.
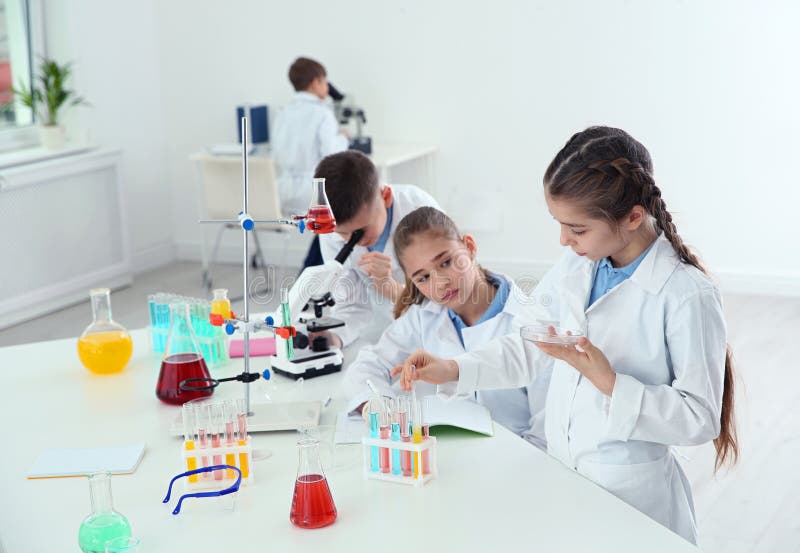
<box><xmin>314</xmin><ymin>151</ymin><xmax>379</xmax><ymax>224</ymax></box>
<box><xmin>288</xmin><ymin>57</ymin><xmax>326</xmax><ymax>92</ymax></box>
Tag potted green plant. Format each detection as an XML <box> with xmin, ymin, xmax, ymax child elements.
<box><xmin>9</xmin><ymin>58</ymin><xmax>88</xmax><ymax>149</ymax></box>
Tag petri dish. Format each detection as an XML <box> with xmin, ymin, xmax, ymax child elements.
<box><xmin>520</xmin><ymin>324</ymin><xmax>583</xmax><ymax>345</ymax></box>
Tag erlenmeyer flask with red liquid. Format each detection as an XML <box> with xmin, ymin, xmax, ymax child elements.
<box><xmin>305</xmin><ymin>178</ymin><xmax>336</xmax><ymax>234</ymax></box>
<box><xmin>290</xmin><ymin>438</ymin><xmax>337</xmax><ymax>529</ymax></box>
<box><xmin>156</xmin><ymin>302</ymin><xmax>213</xmax><ymax>405</ymax></box>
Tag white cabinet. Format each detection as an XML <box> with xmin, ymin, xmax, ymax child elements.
<box><xmin>0</xmin><ymin>147</ymin><xmax>131</xmax><ymax>329</ymax></box>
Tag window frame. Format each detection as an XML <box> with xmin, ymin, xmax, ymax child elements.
<box><xmin>0</xmin><ymin>0</ymin><xmax>46</xmax><ymax>153</ymax></box>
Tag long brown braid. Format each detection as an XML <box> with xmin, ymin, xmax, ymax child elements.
<box><xmin>546</xmin><ymin>128</ymin><xmax>738</xmax><ymax>471</ymax></box>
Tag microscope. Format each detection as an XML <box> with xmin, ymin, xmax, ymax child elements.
<box><xmin>268</xmin><ymin>228</ymin><xmax>364</xmax><ymax>380</ymax></box>
<box><xmin>328</xmin><ymin>82</ymin><xmax>372</xmax><ymax>155</ymax></box>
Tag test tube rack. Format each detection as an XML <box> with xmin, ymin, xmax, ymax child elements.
<box><xmin>181</xmin><ymin>436</ymin><xmax>253</xmax><ymax>490</ymax></box>
<box><xmin>148</xmin><ymin>292</ymin><xmax>229</xmax><ymax>368</ymax></box>
<box><xmin>361</xmin><ymin>436</ymin><xmax>438</xmax><ymax>487</ymax></box>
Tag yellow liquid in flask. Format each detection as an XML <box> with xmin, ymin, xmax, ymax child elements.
<box><xmin>77</xmin><ymin>331</ymin><xmax>133</xmax><ymax>374</ymax></box>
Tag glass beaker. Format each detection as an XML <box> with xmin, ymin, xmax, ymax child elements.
<box><xmin>77</xmin><ymin>288</ymin><xmax>133</xmax><ymax>374</ymax></box>
<box><xmin>77</xmin><ymin>471</ymin><xmax>132</xmax><ymax>553</ymax></box>
<box><xmin>289</xmin><ymin>438</ymin><xmax>337</xmax><ymax>529</ymax></box>
<box><xmin>305</xmin><ymin>178</ymin><xmax>336</xmax><ymax>234</ymax></box>
<box><xmin>156</xmin><ymin>302</ymin><xmax>213</xmax><ymax>405</ymax></box>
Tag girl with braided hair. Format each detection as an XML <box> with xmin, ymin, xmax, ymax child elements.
<box><xmin>392</xmin><ymin>127</ymin><xmax>736</xmax><ymax>543</ymax></box>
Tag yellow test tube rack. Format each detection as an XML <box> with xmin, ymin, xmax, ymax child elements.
<box><xmin>181</xmin><ymin>436</ymin><xmax>253</xmax><ymax>491</ymax></box>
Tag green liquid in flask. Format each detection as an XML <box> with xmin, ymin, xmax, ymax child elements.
<box><xmin>78</xmin><ymin>513</ymin><xmax>131</xmax><ymax>553</ymax></box>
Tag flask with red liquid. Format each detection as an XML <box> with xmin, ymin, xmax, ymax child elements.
<box><xmin>305</xmin><ymin>178</ymin><xmax>336</xmax><ymax>234</ymax></box>
<box><xmin>156</xmin><ymin>302</ymin><xmax>213</xmax><ymax>405</ymax></box>
<box><xmin>290</xmin><ymin>438</ymin><xmax>337</xmax><ymax>529</ymax></box>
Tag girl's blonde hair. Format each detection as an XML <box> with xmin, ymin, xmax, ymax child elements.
<box><xmin>392</xmin><ymin>207</ymin><xmax>489</xmax><ymax>319</ymax></box>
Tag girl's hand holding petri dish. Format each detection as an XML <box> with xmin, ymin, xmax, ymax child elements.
<box><xmin>535</xmin><ymin>336</ymin><xmax>617</xmax><ymax>397</ymax></box>
<box><xmin>390</xmin><ymin>349</ymin><xmax>459</xmax><ymax>391</ymax></box>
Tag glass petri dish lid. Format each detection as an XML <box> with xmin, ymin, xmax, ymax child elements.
<box><xmin>520</xmin><ymin>324</ymin><xmax>583</xmax><ymax>345</ymax></box>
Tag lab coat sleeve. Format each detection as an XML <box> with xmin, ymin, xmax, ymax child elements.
<box><xmin>342</xmin><ymin>310</ymin><xmax>421</xmax><ymax>414</ymax></box>
<box><xmin>317</xmin><ymin>111</ymin><xmax>349</xmax><ymax>157</ymax></box>
<box><xmin>454</xmin><ymin>333</ymin><xmax>549</xmax><ymax>394</ymax></box>
<box><xmin>452</xmin><ymin>266</ymin><xmax>560</xmax><ymax>395</ymax></box>
<box><xmin>605</xmin><ymin>289</ymin><xmax>727</xmax><ymax>445</ymax></box>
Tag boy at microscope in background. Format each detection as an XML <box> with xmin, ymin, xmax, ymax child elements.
<box><xmin>310</xmin><ymin>150</ymin><xmax>439</xmax><ymax>348</ymax></box>
<box><xmin>272</xmin><ymin>56</ymin><xmax>349</xmax><ymax>267</ymax></box>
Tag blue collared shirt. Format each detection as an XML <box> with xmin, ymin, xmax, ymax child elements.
<box><xmin>448</xmin><ymin>274</ymin><xmax>510</xmax><ymax>347</ymax></box>
<box><xmin>588</xmin><ymin>240</ymin><xmax>657</xmax><ymax>307</ymax></box>
<box><xmin>367</xmin><ymin>204</ymin><xmax>393</xmax><ymax>253</ymax></box>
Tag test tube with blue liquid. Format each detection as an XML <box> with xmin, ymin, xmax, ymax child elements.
<box><xmin>388</xmin><ymin>398</ymin><xmax>402</xmax><ymax>476</ymax></box>
<box><xmin>368</xmin><ymin>398</ymin><xmax>380</xmax><ymax>473</ymax></box>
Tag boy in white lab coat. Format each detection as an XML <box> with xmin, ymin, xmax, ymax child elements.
<box><xmin>272</xmin><ymin>57</ymin><xmax>349</xmax><ymax>266</ymax></box>
<box><xmin>312</xmin><ymin>150</ymin><xmax>439</xmax><ymax>348</ymax></box>
<box><xmin>342</xmin><ymin>207</ymin><xmax>548</xmax><ymax>447</ymax></box>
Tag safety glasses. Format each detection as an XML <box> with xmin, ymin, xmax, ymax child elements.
<box><xmin>162</xmin><ymin>464</ymin><xmax>241</xmax><ymax>515</ymax></box>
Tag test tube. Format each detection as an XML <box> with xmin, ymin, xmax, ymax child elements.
<box><xmin>236</xmin><ymin>398</ymin><xmax>250</xmax><ymax>478</ymax></box>
<box><xmin>379</xmin><ymin>410</ymin><xmax>390</xmax><ymax>474</ymax></box>
<box><xmin>397</xmin><ymin>396</ymin><xmax>411</xmax><ymax>477</ymax></box>
<box><xmin>422</xmin><ymin>424</ymin><xmax>431</xmax><ymax>475</ymax></box>
<box><xmin>182</xmin><ymin>403</ymin><xmax>199</xmax><ymax>483</ymax></box>
<box><xmin>390</xmin><ymin>422</ymin><xmax>402</xmax><ymax>476</ymax></box>
<box><xmin>196</xmin><ymin>402</ymin><xmax>210</xmax><ymax>479</ymax></box>
<box><xmin>280</xmin><ymin>287</ymin><xmax>294</xmax><ymax>360</ymax></box>
<box><xmin>412</xmin><ymin>397</ymin><xmax>423</xmax><ymax>479</ymax></box>
<box><xmin>156</xmin><ymin>294</ymin><xmax>170</xmax><ymax>352</ymax></box>
<box><xmin>211</xmin><ymin>403</ymin><xmax>223</xmax><ymax>480</ymax></box>
<box><xmin>224</xmin><ymin>400</ymin><xmax>237</xmax><ymax>479</ymax></box>
<box><xmin>147</xmin><ymin>294</ymin><xmax>156</xmax><ymax>327</ymax></box>
<box><xmin>368</xmin><ymin>399</ymin><xmax>380</xmax><ymax>473</ymax></box>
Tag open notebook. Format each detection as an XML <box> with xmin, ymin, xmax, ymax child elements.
<box><xmin>27</xmin><ymin>443</ymin><xmax>146</xmax><ymax>479</ymax></box>
<box><xmin>422</xmin><ymin>395</ymin><xmax>494</xmax><ymax>436</ymax></box>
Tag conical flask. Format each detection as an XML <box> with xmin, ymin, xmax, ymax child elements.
<box><xmin>289</xmin><ymin>438</ymin><xmax>337</xmax><ymax>528</ymax></box>
<box><xmin>77</xmin><ymin>288</ymin><xmax>133</xmax><ymax>374</ymax></box>
<box><xmin>306</xmin><ymin>178</ymin><xmax>336</xmax><ymax>234</ymax></box>
<box><xmin>77</xmin><ymin>471</ymin><xmax>132</xmax><ymax>553</ymax></box>
<box><xmin>156</xmin><ymin>302</ymin><xmax>212</xmax><ymax>405</ymax></box>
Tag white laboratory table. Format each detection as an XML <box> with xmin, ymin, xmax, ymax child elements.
<box><xmin>0</xmin><ymin>329</ymin><xmax>697</xmax><ymax>552</ymax></box>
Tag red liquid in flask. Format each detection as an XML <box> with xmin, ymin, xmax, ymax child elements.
<box><xmin>306</xmin><ymin>206</ymin><xmax>336</xmax><ymax>234</ymax></box>
<box><xmin>156</xmin><ymin>353</ymin><xmax>213</xmax><ymax>405</ymax></box>
<box><xmin>290</xmin><ymin>474</ymin><xmax>337</xmax><ymax>528</ymax></box>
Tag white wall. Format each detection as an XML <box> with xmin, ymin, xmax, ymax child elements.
<box><xmin>46</xmin><ymin>0</ymin><xmax>173</xmax><ymax>273</ymax></box>
<box><xmin>59</xmin><ymin>0</ymin><xmax>800</xmax><ymax>293</ymax></box>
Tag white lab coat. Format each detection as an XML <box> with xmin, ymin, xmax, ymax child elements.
<box><xmin>341</xmin><ymin>277</ymin><xmax>550</xmax><ymax>447</ymax></box>
<box><xmin>319</xmin><ymin>184</ymin><xmax>440</xmax><ymax>347</ymax></box>
<box><xmin>271</xmin><ymin>92</ymin><xmax>349</xmax><ymax>215</ymax></box>
<box><xmin>451</xmin><ymin>234</ymin><xmax>727</xmax><ymax>544</ymax></box>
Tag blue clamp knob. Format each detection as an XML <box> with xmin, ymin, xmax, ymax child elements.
<box><xmin>298</xmin><ymin>220</ymin><xmax>305</xmax><ymax>234</ymax></box>
<box><xmin>265</xmin><ymin>315</ymin><xmax>274</xmax><ymax>326</ymax></box>
<box><xmin>225</xmin><ymin>323</ymin><xmax>236</xmax><ymax>335</ymax></box>
<box><xmin>238</xmin><ymin>212</ymin><xmax>255</xmax><ymax>231</ymax></box>
<box><xmin>262</xmin><ymin>369</ymin><xmax>271</xmax><ymax>381</ymax></box>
